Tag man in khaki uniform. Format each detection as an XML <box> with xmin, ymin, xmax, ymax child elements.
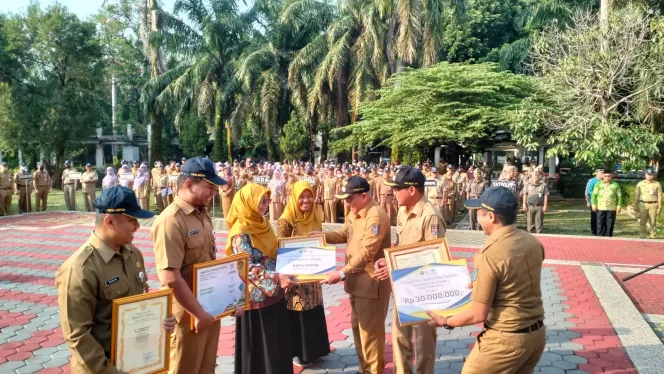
<box><xmin>55</xmin><ymin>186</ymin><xmax>174</xmax><ymax>373</ymax></box>
<box><xmin>131</xmin><ymin>161</ymin><xmax>139</xmax><ymax>177</ymax></box>
<box><xmin>14</xmin><ymin>165</ymin><xmax>33</xmax><ymax>213</ymax></box>
<box><xmin>633</xmin><ymin>168</ymin><xmax>662</xmax><ymax>238</ymax></box>
<box><xmin>425</xmin><ymin>167</ymin><xmax>444</xmax><ymax>209</ymax></box>
<box><xmin>316</xmin><ymin>176</ymin><xmax>392</xmax><ymax>374</ymax></box>
<box><xmin>429</xmin><ymin>187</ymin><xmax>546</xmax><ymax>374</ymax></box>
<box><xmin>152</xmin><ymin>157</ymin><xmax>238</xmax><ymax>374</ymax></box>
<box><xmin>522</xmin><ymin>173</ymin><xmax>549</xmax><ymax>233</ymax></box>
<box><xmin>62</xmin><ymin>160</ymin><xmax>77</xmax><ymax>211</ymax></box>
<box><xmin>81</xmin><ymin>163</ymin><xmax>99</xmax><ymax>212</ymax></box>
<box><xmin>378</xmin><ymin>168</ymin><xmax>396</xmax><ymax>225</ymax></box>
<box><xmin>374</xmin><ymin>166</ymin><xmax>446</xmax><ymax>374</ymax></box>
<box><xmin>441</xmin><ymin>165</ymin><xmax>457</xmax><ymax>224</ymax></box>
<box><xmin>219</xmin><ymin>166</ymin><xmax>234</xmax><ymax>218</ymax></box>
<box><xmin>467</xmin><ymin>169</ymin><xmax>487</xmax><ymax>231</ymax></box>
<box><xmin>341</xmin><ymin>169</ymin><xmax>353</xmax><ymax>220</ymax></box>
<box><xmin>33</xmin><ymin>162</ymin><xmax>51</xmax><ymax>211</ymax></box>
<box><xmin>323</xmin><ymin>166</ymin><xmax>340</xmax><ymax>223</ymax></box>
<box><xmin>453</xmin><ymin>165</ymin><xmax>469</xmax><ymax>214</ymax></box>
<box><xmin>0</xmin><ymin>162</ymin><xmax>13</xmax><ymax>215</ymax></box>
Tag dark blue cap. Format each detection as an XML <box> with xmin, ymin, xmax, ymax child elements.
<box><xmin>384</xmin><ymin>166</ymin><xmax>425</xmax><ymax>188</ymax></box>
<box><xmin>335</xmin><ymin>176</ymin><xmax>370</xmax><ymax>199</ymax></box>
<box><xmin>465</xmin><ymin>186</ymin><xmax>518</xmax><ymax>215</ymax></box>
<box><xmin>181</xmin><ymin>157</ymin><xmax>226</xmax><ymax>185</ymax></box>
<box><xmin>94</xmin><ymin>186</ymin><xmax>154</xmax><ymax>219</ymax></box>
<box><xmin>646</xmin><ymin>168</ymin><xmax>656</xmax><ymax>175</ymax></box>
<box><xmin>86</xmin><ymin>163</ymin><xmax>92</xmax><ymax>167</ymax></box>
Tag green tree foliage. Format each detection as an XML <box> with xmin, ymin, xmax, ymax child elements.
<box><xmin>333</xmin><ymin>62</ymin><xmax>541</xmax><ymax>153</ymax></box>
<box><xmin>280</xmin><ymin>110</ymin><xmax>311</xmax><ymax>161</ymax></box>
<box><xmin>177</xmin><ymin>111</ymin><xmax>209</xmax><ymax>156</ymax></box>
<box><xmin>511</xmin><ymin>6</ymin><xmax>664</xmax><ymax>168</ymax></box>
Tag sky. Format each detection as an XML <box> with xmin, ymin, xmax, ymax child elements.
<box><xmin>1</xmin><ymin>0</ymin><xmax>177</xmax><ymax>19</ymax></box>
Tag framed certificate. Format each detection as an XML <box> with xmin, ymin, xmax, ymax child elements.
<box><xmin>277</xmin><ymin>234</ymin><xmax>326</xmax><ymax>249</ymax></box>
<box><xmin>111</xmin><ymin>289</ymin><xmax>173</xmax><ymax>374</ymax></box>
<box><xmin>190</xmin><ymin>253</ymin><xmax>249</xmax><ymax>331</ymax></box>
<box><xmin>389</xmin><ymin>260</ymin><xmax>472</xmax><ymax>326</ymax></box>
<box><xmin>384</xmin><ymin>238</ymin><xmax>451</xmax><ymax>271</ymax></box>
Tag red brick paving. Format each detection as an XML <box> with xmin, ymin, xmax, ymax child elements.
<box><xmin>614</xmin><ymin>272</ymin><xmax>664</xmax><ymax>315</ymax></box>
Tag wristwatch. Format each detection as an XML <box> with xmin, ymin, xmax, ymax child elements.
<box><xmin>443</xmin><ymin>317</ymin><xmax>454</xmax><ymax>330</ymax></box>
<box><xmin>339</xmin><ymin>271</ymin><xmax>346</xmax><ymax>281</ymax></box>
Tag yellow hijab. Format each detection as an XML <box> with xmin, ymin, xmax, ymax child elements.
<box><xmin>279</xmin><ymin>181</ymin><xmax>323</xmax><ymax>236</ymax></box>
<box><xmin>225</xmin><ymin>183</ymin><xmax>278</xmax><ymax>259</ymax></box>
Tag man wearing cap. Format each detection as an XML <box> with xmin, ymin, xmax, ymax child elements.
<box><xmin>62</xmin><ymin>160</ymin><xmax>77</xmax><ymax>211</ymax></box>
<box><xmin>425</xmin><ymin>167</ymin><xmax>444</xmax><ymax>210</ymax></box>
<box><xmin>522</xmin><ymin>172</ymin><xmax>549</xmax><ymax>234</ymax></box>
<box><xmin>151</xmin><ymin>161</ymin><xmax>162</xmax><ymax>207</ymax></box>
<box><xmin>341</xmin><ymin>168</ymin><xmax>354</xmax><ymax>220</ymax></box>
<box><xmin>0</xmin><ymin>162</ymin><xmax>13</xmax><ymax>215</ymax></box>
<box><xmin>323</xmin><ymin>166</ymin><xmax>340</xmax><ymax>223</ymax></box>
<box><xmin>151</xmin><ymin>157</ymin><xmax>240</xmax><ymax>373</ymax></box>
<box><xmin>454</xmin><ymin>165</ymin><xmax>469</xmax><ymax>214</ymax></box>
<box><xmin>427</xmin><ymin>187</ymin><xmax>546</xmax><ymax>373</ymax></box>
<box><xmin>361</xmin><ymin>168</ymin><xmax>374</xmax><ymax>198</ymax></box>
<box><xmin>441</xmin><ymin>165</ymin><xmax>457</xmax><ymax>224</ymax></box>
<box><xmin>585</xmin><ymin>169</ymin><xmax>604</xmax><ymax>235</ymax></box>
<box><xmin>314</xmin><ymin>176</ymin><xmax>391</xmax><ymax>374</ymax></box>
<box><xmin>373</xmin><ymin>167</ymin><xmax>384</xmax><ymax>203</ymax></box>
<box><xmin>375</xmin><ymin>166</ymin><xmax>445</xmax><ymax>374</ymax></box>
<box><xmin>377</xmin><ymin>168</ymin><xmax>396</xmax><ymax>225</ymax></box>
<box><xmin>633</xmin><ymin>168</ymin><xmax>661</xmax><ymax>238</ymax></box>
<box><xmin>81</xmin><ymin>163</ymin><xmax>99</xmax><ymax>212</ymax></box>
<box><xmin>56</xmin><ymin>186</ymin><xmax>176</xmax><ymax>373</ymax></box>
<box><xmin>466</xmin><ymin>169</ymin><xmax>487</xmax><ymax>231</ymax></box>
<box><xmin>14</xmin><ymin>165</ymin><xmax>33</xmax><ymax>213</ymax></box>
<box><xmin>591</xmin><ymin>172</ymin><xmax>622</xmax><ymax>237</ymax></box>
<box><xmin>131</xmin><ymin>161</ymin><xmax>139</xmax><ymax>177</ymax></box>
<box><xmin>33</xmin><ymin>162</ymin><xmax>51</xmax><ymax>211</ymax></box>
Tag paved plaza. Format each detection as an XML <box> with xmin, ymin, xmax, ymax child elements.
<box><xmin>0</xmin><ymin>212</ymin><xmax>663</xmax><ymax>373</ymax></box>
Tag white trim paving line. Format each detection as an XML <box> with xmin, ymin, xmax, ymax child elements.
<box><xmin>582</xmin><ymin>263</ymin><xmax>664</xmax><ymax>374</ymax></box>
<box><xmin>644</xmin><ymin>314</ymin><xmax>664</xmax><ymax>324</ymax></box>
<box><xmin>609</xmin><ymin>266</ymin><xmax>664</xmax><ymax>275</ymax></box>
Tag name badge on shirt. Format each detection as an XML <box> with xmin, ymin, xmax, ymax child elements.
<box><xmin>188</xmin><ymin>229</ymin><xmax>199</xmax><ymax>235</ymax></box>
<box><xmin>105</xmin><ymin>276</ymin><xmax>120</xmax><ymax>286</ymax></box>
<box><xmin>650</xmin><ymin>190</ymin><xmax>655</xmax><ymax>195</ymax></box>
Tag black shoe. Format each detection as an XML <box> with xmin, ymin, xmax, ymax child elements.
<box><xmin>292</xmin><ymin>357</ymin><xmax>312</xmax><ymax>367</ymax></box>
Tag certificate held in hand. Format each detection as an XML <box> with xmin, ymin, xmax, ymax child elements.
<box><xmin>275</xmin><ymin>235</ymin><xmax>337</xmax><ymax>282</ymax></box>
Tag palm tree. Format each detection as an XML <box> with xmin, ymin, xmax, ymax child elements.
<box><xmin>141</xmin><ymin>0</ymin><xmax>251</xmax><ymax>157</ymax></box>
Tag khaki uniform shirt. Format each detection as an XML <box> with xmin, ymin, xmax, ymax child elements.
<box><xmin>81</xmin><ymin>171</ymin><xmax>98</xmax><ymax>193</ymax></box>
<box><xmin>426</xmin><ymin>177</ymin><xmax>444</xmax><ymax>201</ymax></box>
<box><xmin>635</xmin><ymin>180</ymin><xmax>662</xmax><ymax>204</ymax></box>
<box><xmin>14</xmin><ymin>172</ymin><xmax>31</xmax><ymax>189</ymax></box>
<box><xmin>62</xmin><ymin>168</ymin><xmax>78</xmax><ymax>185</ymax></box>
<box><xmin>524</xmin><ymin>182</ymin><xmax>549</xmax><ymax>206</ymax></box>
<box><xmin>467</xmin><ymin>180</ymin><xmax>487</xmax><ymax>198</ymax></box>
<box><xmin>324</xmin><ymin>200</ymin><xmax>391</xmax><ymax>299</ymax></box>
<box><xmin>131</xmin><ymin>166</ymin><xmax>138</xmax><ymax>177</ymax></box>
<box><xmin>377</xmin><ymin>177</ymin><xmax>394</xmax><ymax>202</ymax></box>
<box><xmin>323</xmin><ymin>176</ymin><xmax>340</xmax><ymax>200</ymax></box>
<box><xmin>151</xmin><ymin>168</ymin><xmax>160</xmax><ymax>188</ymax></box>
<box><xmin>395</xmin><ymin>195</ymin><xmax>446</xmax><ymax>247</ymax></box>
<box><xmin>151</xmin><ymin>197</ymin><xmax>216</xmax><ymax>320</ymax></box>
<box><xmin>33</xmin><ymin>170</ymin><xmax>50</xmax><ymax>188</ymax></box>
<box><xmin>55</xmin><ymin>233</ymin><xmax>148</xmax><ymax>374</ymax></box>
<box><xmin>442</xmin><ymin>175</ymin><xmax>456</xmax><ymax>203</ymax></box>
<box><xmin>453</xmin><ymin>172</ymin><xmax>468</xmax><ymax>193</ymax></box>
<box><xmin>472</xmin><ymin>225</ymin><xmax>545</xmax><ymax>331</ymax></box>
<box><xmin>0</xmin><ymin>170</ymin><xmax>13</xmax><ymax>190</ymax></box>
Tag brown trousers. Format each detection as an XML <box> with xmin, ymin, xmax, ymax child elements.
<box><xmin>380</xmin><ymin>196</ymin><xmax>396</xmax><ymax>225</ymax></box>
<box><xmin>462</xmin><ymin>327</ymin><xmax>545</xmax><ymax>374</ymax></box>
<box><xmin>17</xmin><ymin>185</ymin><xmax>31</xmax><ymax>213</ymax></box>
<box><xmin>442</xmin><ymin>196</ymin><xmax>456</xmax><ymax>223</ymax></box>
<box><xmin>169</xmin><ymin>311</ymin><xmax>221</xmax><ymax>374</ymax></box>
<box><xmin>526</xmin><ymin>204</ymin><xmax>544</xmax><ymax>233</ymax></box>
<box><xmin>324</xmin><ymin>199</ymin><xmax>338</xmax><ymax>223</ymax></box>
<box><xmin>34</xmin><ymin>187</ymin><xmax>48</xmax><ymax>211</ymax></box>
<box><xmin>139</xmin><ymin>197</ymin><xmax>149</xmax><ymax>210</ymax></box>
<box><xmin>270</xmin><ymin>202</ymin><xmax>284</xmax><ymax>221</ymax></box>
<box><xmin>350</xmin><ymin>281</ymin><xmax>391</xmax><ymax>374</ymax></box>
<box><xmin>0</xmin><ymin>189</ymin><xmax>11</xmax><ymax>215</ymax></box>
<box><xmin>83</xmin><ymin>192</ymin><xmax>95</xmax><ymax>212</ymax></box>
<box><xmin>392</xmin><ymin>309</ymin><xmax>437</xmax><ymax>374</ymax></box>
<box><xmin>221</xmin><ymin>193</ymin><xmax>234</xmax><ymax>218</ymax></box>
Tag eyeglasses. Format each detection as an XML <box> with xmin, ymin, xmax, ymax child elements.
<box><xmin>344</xmin><ymin>193</ymin><xmax>362</xmax><ymax>204</ymax></box>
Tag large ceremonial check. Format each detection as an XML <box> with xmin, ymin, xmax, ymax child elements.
<box><xmin>389</xmin><ymin>260</ymin><xmax>472</xmax><ymax>326</ymax></box>
<box><xmin>190</xmin><ymin>253</ymin><xmax>249</xmax><ymax>331</ymax></box>
<box><xmin>110</xmin><ymin>289</ymin><xmax>173</xmax><ymax>374</ymax></box>
<box><xmin>275</xmin><ymin>235</ymin><xmax>336</xmax><ymax>282</ymax></box>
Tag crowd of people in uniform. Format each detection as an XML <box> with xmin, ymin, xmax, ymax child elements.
<box><xmin>53</xmin><ymin>156</ymin><xmax>550</xmax><ymax>374</ymax></box>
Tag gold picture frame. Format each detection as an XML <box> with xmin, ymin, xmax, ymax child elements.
<box><xmin>111</xmin><ymin>289</ymin><xmax>173</xmax><ymax>374</ymax></box>
<box><xmin>190</xmin><ymin>253</ymin><xmax>250</xmax><ymax>331</ymax></box>
<box><xmin>384</xmin><ymin>238</ymin><xmax>452</xmax><ymax>272</ymax></box>
<box><xmin>277</xmin><ymin>234</ymin><xmax>327</xmax><ymax>249</ymax></box>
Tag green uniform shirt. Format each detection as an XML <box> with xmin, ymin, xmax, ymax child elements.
<box><xmin>591</xmin><ymin>181</ymin><xmax>622</xmax><ymax>211</ymax></box>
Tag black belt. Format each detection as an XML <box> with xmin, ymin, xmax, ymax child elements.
<box><xmin>64</xmin><ymin>183</ymin><xmax>74</xmax><ymax>185</ymax></box>
<box><xmin>639</xmin><ymin>200</ymin><xmax>657</xmax><ymax>203</ymax></box>
<box><xmin>486</xmin><ymin>320</ymin><xmax>543</xmax><ymax>334</ymax></box>
<box><xmin>37</xmin><ymin>185</ymin><xmax>48</xmax><ymax>188</ymax></box>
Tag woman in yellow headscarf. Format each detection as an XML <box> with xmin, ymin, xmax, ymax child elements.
<box><xmin>275</xmin><ymin>181</ymin><xmax>330</xmax><ymax>367</ymax></box>
<box><xmin>226</xmin><ymin>183</ymin><xmax>297</xmax><ymax>374</ymax></box>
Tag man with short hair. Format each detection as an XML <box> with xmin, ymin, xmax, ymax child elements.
<box><xmin>315</xmin><ymin>176</ymin><xmax>392</xmax><ymax>374</ymax></box>
<box><xmin>378</xmin><ymin>168</ymin><xmax>396</xmax><ymax>225</ymax></box>
<box><xmin>585</xmin><ymin>168</ymin><xmax>604</xmax><ymax>235</ymax></box>
<box><xmin>33</xmin><ymin>162</ymin><xmax>51</xmax><ymax>211</ymax></box>
<box><xmin>62</xmin><ymin>160</ymin><xmax>77</xmax><ymax>211</ymax></box>
<box><xmin>0</xmin><ymin>162</ymin><xmax>13</xmax><ymax>215</ymax></box>
<box><xmin>374</xmin><ymin>166</ymin><xmax>445</xmax><ymax>374</ymax></box>
<box><xmin>323</xmin><ymin>166</ymin><xmax>340</xmax><ymax>223</ymax></box>
<box><xmin>81</xmin><ymin>163</ymin><xmax>99</xmax><ymax>212</ymax></box>
<box><xmin>633</xmin><ymin>168</ymin><xmax>662</xmax><ymax>238</ymax></box>
<box><xmin>14</xmin><ymin>165</ymin><xmax>32</xmax><ymax>213</ymax></box>
<box><xmin>428</xmin><ymin>187</ymin><xmax>546</xmax><ymax>373</ymax></box>
<box><xmin>56</xmin><ymin>186</ymin><xmax>175</xmax><ymax>373</ymax></box>
<box><xmin>591</xmin><ymin>172</ymin><xmax>622</xmax><ymax>237</ymax></box>
<box><xmin>466</xmin><ymin>169</ymin><xmax>487</xmax><ymax>231</ymax></box>
<box><xmin>151</xmin><ymin>157</ymin><xmax>241</xmax><ymax>373</ymax></box>
<box><xmin>523</xmin><ymin>173</ymin><xmax>549</xmax><ymax>233</ymax></box>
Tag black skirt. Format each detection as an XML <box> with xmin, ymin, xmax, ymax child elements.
<box><xmin>235</xmin><ymin>301</ymin><xmax>294</xmax><ymax>374</ymax></box>
<box><xmin>288</xmin><ymin>304</ymin><xmax>331</xmax><ymax>362</ymax></box>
